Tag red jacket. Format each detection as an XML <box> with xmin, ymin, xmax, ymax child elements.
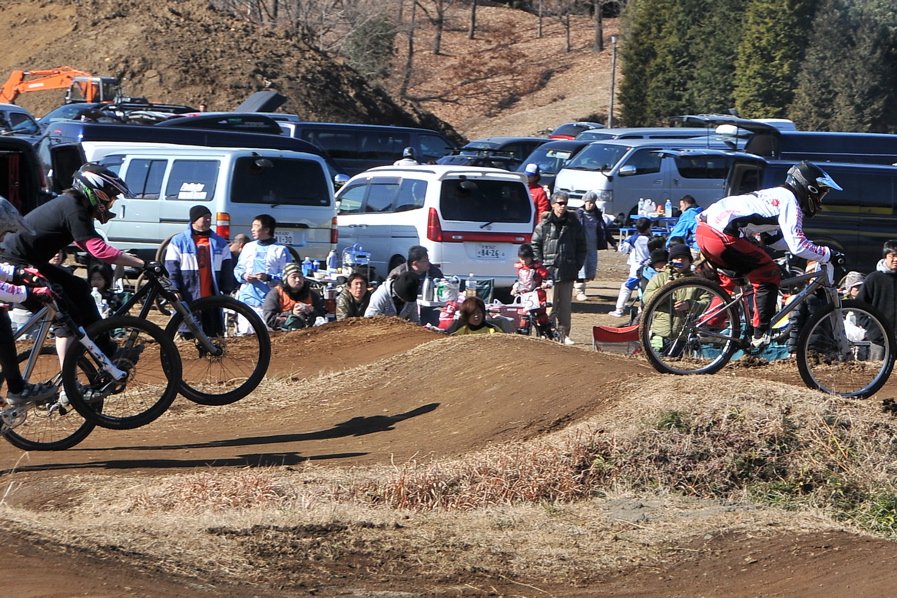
<box><xmin>528</xmin><ymin>183</ymin><xmax>549</xmax><ymax>225</ymax></box>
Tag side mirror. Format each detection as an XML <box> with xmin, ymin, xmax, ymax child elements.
<box><xmin>618</xmin><ymin>165</ymin><xmax>637</xmax><ymax>177</ymax></box>
<box><xmin>333</xmin><ymin>173</ymin><xmax>350</xmax><ymax>190</ymax></box>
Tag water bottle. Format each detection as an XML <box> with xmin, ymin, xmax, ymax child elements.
<box><xmin>326</xmin><ymin>249</ymin><xmax>338</xmax><ymax>273</ymax></box>
<box><xmin>312</xmin><ymin>259</ymin><xmax>321</xmax><ymax>273</ymax></box>
<box><xmin>301</xmin><ymin>257</ymin><xmax>312</xmax><ymax>276</ymax></box>
<box><xmin>664</xmin><ymin>198</ymin><xmax>673</xmax><ymax>218</ymax></box>
<box><xmin>91</xmin><ymin>287</ymin><xmax>103</xmax><ymax>312</ymax></box>
<box><xmin>637</xmin><ymin>198</ymin><xmax>645</xmax><ymax>217</ymax></box>
<box><xmin>422</xmin><ymin>277</ymin><xmax>435</xmax><ymax>302</ymax></box>
<box><xmin>466</xmin><ymin>273</ymin><xmax>477</xmax><ymax>299</ymax></box>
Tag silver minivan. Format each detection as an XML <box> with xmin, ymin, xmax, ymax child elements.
<box><xmin>552</xmin><ymin>138</ymin><xmax>747</xmax><ymax>218</ymax></box>
<box><xmin>79</xmin><ymin>142</ymin><xmax>337</xmax><ymax>262</ymax></box>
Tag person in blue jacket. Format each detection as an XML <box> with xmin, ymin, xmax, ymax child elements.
<box><xmin>665</xmin><ymin>195</ymin><xmax>703</xmax><ymax>258</ymax></box>
<box><xmin>164</xmin><ymin>205</ymin><xmax>236</xmax><ymax>305</ymax></box>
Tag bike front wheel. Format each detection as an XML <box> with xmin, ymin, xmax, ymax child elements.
<box><xmin>639</xmin><ymin>277</ymin><xmax>742</xmax><ymax>375</ymax></box>
<box><xmin>63</xmin><ymin>315</ymin><xmax>182</xmax><ymax>430</ymax></box>
<box><xmin>795</xmin><ymin>299</ymin><xmax>896</xmax><ymax>398</ymax></box>
<box><xmin>166</xmin><ymin>295</ymin><xmax>272</xmax><ymax>405</ymax></box>
<box><xmin>2</xmin><ymin>347</ymin><xmax>98</xmax><ymax>451</ymax></box>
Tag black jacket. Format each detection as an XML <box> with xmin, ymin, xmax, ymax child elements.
<box><xmin>531</xmin><ymin>211</ymin><xmax>586</xmax><ymax>282</ymax></box>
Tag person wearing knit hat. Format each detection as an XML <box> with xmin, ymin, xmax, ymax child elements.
<box><xmin>262</xmin><ymin>260</ymin><xmax>325</xmax><ymax>330</ymax></box>
<box><xmin>642</xmin><ymin>238</ymin><xmax>695</xmax><ymax>308</ymax></box>
<box><xmin>668</xmin><ymin>243</ymin><xmax>692</xmax><ymax>262</ymax></box>
<box><xmin>364</xmin><ymin>270</ymin><xmax>421</xmax><ymax>323</ymax></box>
<box><xmin>163</xmin><ymin>204</ymin><xmax>236</xmax><ymax>306</ymax></box>
<box><xmin>843</xmin><ymin>271</ymin><xmax>865</xmax><ymax>298</ymax></box>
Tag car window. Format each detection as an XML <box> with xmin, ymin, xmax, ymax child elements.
<box><xmin>231</xmin><ymin>157</ymin><xmax>330</xmax><ymax>206</ymax></box>
<box><xmin>302</xmin><ymin>130</ymin><xmax>358</xmax><ymax>159</ymax></box>
<box><xmin>365</xmin><ymin>180</ymin><xmax>399</xmax><ymax>212</ymax></box>
<box><xmin>565</xmin><ymin>143</ymin><xmax>629</xmax><ymax>171</ymax></box>
<box><xmin>165</xmin><ymin>159</ymin><xmax>219</xmax><ymax>201</ymax></box>
<box><xmin>440</xmin><ymin>179</ymin><xmax>531</xmax><ymax>223</ymax></box>
<box><xmin>9</xmin><ymin>113</ymin><xmax>39</xmax><ymax>135</ymax></box>
<box><xmin>394</xmin><ymin>179</ymin><xmax>427</xmax><ymax>211</ymax></box>
<box><xmin>419</xmin><ymin>134</ymin><xmax>454</xmax><ymax>161</ymax></box>
<box><xmin>359</xmin><ymin>132</ymin><xmax>409</xmax><ymax>161</ymax></box>
<box><xmin>673</xmin><ymin>155</ymin><xmax>730</xmax><ymax>179</ymax></box>
<box><xmin>624</xmin><ymin>149</ymin><xmax>662</xmax><ymax>175</ymax></box>
<box><xmin>337</xmin><ymin>182</ymin><xmax>366</xmax><ymax>215</ymax></box>
<box><xmin>118</xmin><ymin>157</ymin><xmax>166</xmax><ymax>200</ymax></box>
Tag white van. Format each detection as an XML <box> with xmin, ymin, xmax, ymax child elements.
<box><xmin>553</xmin><ymin>138</ymin><xmax>747</xmax><ymax>217</ymax></box>
<box><xmin>79</xmin><ymin>142</ymin><xmax>336</xmax><ymax>261</ymax></box>
<box><xmin>336</xmin><ymin>165</ymin><xmax>532</xmax><ymax>289</ymax></box>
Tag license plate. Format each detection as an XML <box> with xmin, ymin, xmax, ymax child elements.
<box><xmin>476</xmin><ymin>244</ymin><xmax>501</xmax><ymax>259</ymax></box>
<box><xmin>275</xmin><ymin>231</ymin><xmax>294</xmax><ymax>245</ymax></box>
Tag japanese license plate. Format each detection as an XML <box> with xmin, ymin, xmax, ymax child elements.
<box><xmin>476</xmin><ymin>244</ymin><xmax>501</xmax><ymax>259</ymax></box>
<box><xmin>275</xmin><ymin>231</ymin><xmax>294</xmax><ymax>245</ymax></box>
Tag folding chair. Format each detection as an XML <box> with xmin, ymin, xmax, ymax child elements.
<box><xmin>592</xmin><ymin>324</ymin><xmax>641</xmax><ymax>356</ymax></box>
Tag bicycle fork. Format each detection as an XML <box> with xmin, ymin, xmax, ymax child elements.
<box><xmin>169</xmin><ymin>300</ymin><xmax>224</xmax><ymax>357</ymax></box>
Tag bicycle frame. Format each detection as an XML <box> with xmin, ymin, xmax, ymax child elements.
<box><xmin>114</xmin><ymin>270</ymin><xmax>222</xmax><ymax>356</ymax></box>
<box><xmin>695</xmin><ymin>264</ymin><xmax>839</xmax><ymax>345</ymax></box>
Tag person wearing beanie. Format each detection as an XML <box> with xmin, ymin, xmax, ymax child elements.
<box><xmin>233</xmin><ymin>214</ymin><xmax>290</xmax><ymax>334</ymax></box>
<box><xmin>164</xmin><ymin>204</ymin><xmax>236</xmax><ymax>307</ymax></box>
<box><xmin>364</xmin><ymin>270</ymin><xmax>421</xmax><ymax>323</ymax></box>
<box><xmin>525</xmin><ymin>163</ymin><xmax>550</xmax><ymax>226</ymax></box>
<box><xmin>262</xmin><ymin>261</ymin><xmax>325</xmax><ymax>330</ymax></box>
<box><xmin>641</xmin><ymin>238</ymin><xmax>697</xmax><ymax>345</ymax></box>
<box><xmin>574</xmin><ymin>190</ymin><xmax>617</xmax><ymax>301</ymax></box>
<box><xmin>638</xmin><ymin>247</ymin><xmax>670</xmax><ymax>305</ymax></box>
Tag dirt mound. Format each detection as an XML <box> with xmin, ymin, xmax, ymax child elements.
<box><xmin>2</xmin><ymin>0</ymin><xmax>459</xmax><ymax>140</ymax></box>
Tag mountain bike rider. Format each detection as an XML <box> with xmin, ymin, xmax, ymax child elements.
<box><xmin>1</xmin><ymin>163</ymin><xmax>146</xmax><ymax>362</ymax></box>
<box><xmin>695</xmin><ymin>160</ymin><xmax>843</xmax><ymax>348</ymax></box>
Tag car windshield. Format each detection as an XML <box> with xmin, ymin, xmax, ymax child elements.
<box><xmin>576</xmin><ymin>131</ymin><xmax>618</xmax><ymax>141</ymax></box>
<box><xmin>519</xmin><ymin>148</ymin><xmax>578</xmax><ymax>175</ymax></box>
<box><xmin>440</xmin><ymin>178</ymin><xmax>531</xmax><ymax>223</ymax></box>
<box><xmin>564</xmin><ymin>143</ymin><xmax>630</xmax><ymax>171</ymax></box>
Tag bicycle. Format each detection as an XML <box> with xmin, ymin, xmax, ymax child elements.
<box><xmin>508</xmin><ymin>289</ymin><xmax>565</xmax><ymax>343</ymax></box>
<box><xmin>0</xmin><ymin>281</ymin><xmax>183</xmax><ymax>447</ymax></box>
<box><xmin>113</xmin><ymin>262</ymin><xmax>271</xmax><ymax>406</ymax></box>
<box><xmin>638</xmin><ymin>260</ymin><xmax>896</xmax><ymax>398</ymax></box>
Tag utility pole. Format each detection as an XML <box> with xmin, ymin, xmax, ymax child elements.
<box><xmin>608</xmin><ymin>34</ymin><xmax>618</xmax><ymax>128</ymax></box>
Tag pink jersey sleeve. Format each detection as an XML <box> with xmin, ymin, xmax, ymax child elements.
<box><xmin>75</xmin><ymin>237</ymin><xmax>123</xmax><ymax>264</ymax></box>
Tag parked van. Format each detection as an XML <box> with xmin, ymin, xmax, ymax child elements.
<box><xmin>36</xmin><ymin>121</ymin><xmax>349</xmax><ymax>194</ymax></box>
<box><xmin>80</xmin><ymin>143</ymin><xmax>337</xmax><ymax>262</ymax></box>
<box><xmin>725</xmin><ymin>156</ymin><xmax>897</xmax><ymax>272</ymax></box>
<box><xmin>280</xmin><ymin>122</ymin><xmax>456</xmax><ymax>175</ymax></box>
<box><xmin>576</xmin><ymin>127</ymin><xmax>712</xmax><ymax>141</ymax></box>
<box><xmin>553</xmin><ymin>138</ymin><xmax>749</xmax><ymax>216</ymax></box>
<box><xmin>336</xmin><ymin>165</ymin><xmax>532</xmax><ymax>288</ymax></box>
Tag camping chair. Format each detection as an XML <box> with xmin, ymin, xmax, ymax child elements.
<box><xmin>592</xmin><ymin>324</ymin><xmax>641</xmax><ymax>356</ymax></box>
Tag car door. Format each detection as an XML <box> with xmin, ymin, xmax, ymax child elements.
<box><xmin>101</xmin><ymin>155</ymin><xmax>166</xmax><ymax>245</ymax></box>
<box><xmin>614</xmin><ymin>148</ymin><xmax>670</xmax><ymax>207</ymax></box>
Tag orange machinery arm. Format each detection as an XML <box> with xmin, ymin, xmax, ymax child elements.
<box><xmin>0</xmin><ymin>66</ymin><xmax>94</xmax><ymax>104</ymax></box>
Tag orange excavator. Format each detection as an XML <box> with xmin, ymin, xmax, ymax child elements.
<box><xmin>0</xmin><ymin>66</ymin><xmax>120</xmax><ymax>105</ymax></box>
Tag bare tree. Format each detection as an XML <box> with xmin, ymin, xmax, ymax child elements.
<box><xmin>468</xmin><ymin>0</ymin><xmax>477</xmax><ymax>40</ymax></box>
<box><xmin>593</xmin><ymin>0</ymin><xmax>603</xmax><ymax>52</ymax></box>
<box><xmin>416</xmin><ymin>0</ymin><xmax>455</xmax><ymax>55</ymax></box>
<box><xmin>399</xmin><ymin>0</ymin><xmax>418</xmax><ymax>96</ymax></box>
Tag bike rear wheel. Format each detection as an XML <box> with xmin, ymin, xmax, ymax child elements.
<box><xmin>795</xmin><ymin>299</ymin><xmax>895</xmax><ymax>398</ymax></box>
<box><xmin>63</xmin><ymin>315</ymin><xmax>182</xmax><ymax>430</ymax></box>
<box><xmin>2</xmin><ymin>347</ymin><xmax>98</xmax><ymax>451</ymax></box>
<box><xmin>639</xmin><ymin>277</ymin><xmax>741</xmax><ymax>375</ymax></box>
<box><xmin>166</xmin><ymin>295</ymin><xmax>272</xmax><ymax>405</ymax></box>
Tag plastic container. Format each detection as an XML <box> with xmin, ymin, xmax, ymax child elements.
<box><xmin>465</xmin><ymin>273</ymin><xmax>477</xmax><ymax>298</ymax></box>
<box><xmin>301</xmin><ymin>257</ymin><xmax>313</xmax><ymax>276</ymax></box>
<box><xmin>664</xmin><ymin>198</ymin><xmax>673</xmax><ymax>218</ymax></box>
<box><xmin>326</xmin><ymin>249</ymin><xmax>338</xmax><ymax>273</ymax></box>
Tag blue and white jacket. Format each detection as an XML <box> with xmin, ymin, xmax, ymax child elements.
<box><xmin>233</xmin><ymin>240</ymin><xmax>290</xmax><ymax>307</ymax></box>
<box><xmin>164</xmin><ymin>226</ymin><xmax>236</xmax><ymax>304</ymax></box>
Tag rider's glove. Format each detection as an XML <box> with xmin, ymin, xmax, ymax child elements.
<box><xmin>26</xmin><ymin>285</ymin><xmax>57</xmax><ymax>304</ymax></box>
<box><xmin>13</xmin><ymin>267</ymin><xmax>44</xmax><ymax>286</ymax></box>
<box><xmin>829</xmin><ymin>250</ymin><xmax>847</xmax><ymax>267</ymax></box>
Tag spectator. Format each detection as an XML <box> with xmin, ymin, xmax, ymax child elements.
<box><xmin>857</xmin><ymin>240</ymin><xmax>897</xmax><ymax>360</ymax></box>
<box><xmin>164</xmin><ymin>205</ymin><xmax>236</xmax><ymax>305</ymax></box>
<box><xmin>48</xmin><ymin>248</ymin><xmax>73</xmax><ymax>272</ymax></box>
<box><xmin>387</xmin><ymin>245</ymin><xmax>444</xmax><ymax>283</ymax></box>
<box><xmin>574</xmin><ymin>190</ymin><xmax>617</xmax><ymax>301</ymax></box>
<box><xmin>843</xmin><ymin>270</ymin><xmax>865</xmax><ymax>300</ymax></box>
<box><xmin>642</xmin><ymin>243</ymin><xmax>695</xmax><ymax>304</ymax></box>
<box><xmin>641</xmin><ymin>243</ymin><xmax>700</xmax><ymax>352</ymax></box>
<box><xmin>665</xmin><ymin>195</ymin><xmax>703</xmax><ymax>258</ymax></box>
<box><xmin>233</xmin><ymin>214</ymin><xmax>290</xmax><ymax>333</ymax></box>
<box><xmin>639</xmin><ymin>247</ymin><xmax>669</xmax><ymax>305</ymax></box>
<box><xmin>335</xmin><ymin>272</ymin><xmax>372</xmax><ymax>320</ymax></box>
<box><xmin>262</xmin><ymin>262</ymin><xmax>325</xmax><ymax>330</ymax></box>
<box><xmin>394</xmin><ymin>147</ymin><xmax>420</xmax><ymax>166</ymax></box>
<box><xmin>609</xmin><ymin>217</ymin><xmax>653</xmax><ymax>318</ymax></box>
<box><xmin>448</xmin><ymin>297</ymin><xmax>504</xmax><ymax>335</ymax></box>
<box><xmin>88</xmin><ymin>263</ymin><xmax>122</xmax><ymax>317</ymax></box>
<box><xmin>842</xmin><ymin>271</ymin><xmax>867</xmax><ymax>351</ymax></box>
<box><xmin>524</xmin><ymin>163</ymin><xmax>549</xmax><ymax>224</ymax></box>
<box><xmin>229</xmin><ymin>233</ymin><xmax>251</xmax><ymax>262</ymax></box>
<box><xmin>531</xmin><ymin>191</ymin><xmax>586</xmax><ymax>344</ymax></box>
<box><xmin>365</xmin><ymin>271</ymin><xmax>420</xmax><ymax>323</ymax></box>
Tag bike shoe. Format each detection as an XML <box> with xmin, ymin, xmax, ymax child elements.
<box><xmin>6</xmin><ymin>381</ymin><xmax>57</xmax><ymax>407</ymax></box>
<box><xmin>750</xmin><ymin>332</ymin><xmax>772</xmax><ymax>350</ymax></box>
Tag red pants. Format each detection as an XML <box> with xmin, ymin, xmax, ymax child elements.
<box><xmin>696</xmin><ymin>222</ymin><xmax>781</xmax><ymax>331</ymax></box>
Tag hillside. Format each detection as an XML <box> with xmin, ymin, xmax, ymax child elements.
<box><xmin>0</xmin><ymin>0</ymin><xmax>617</xmax><ymax>140</ymax></box>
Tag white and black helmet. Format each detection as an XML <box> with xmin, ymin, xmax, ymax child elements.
<box><xmin>71</xmin><ymin>163</ymin><xmax>132</xmax><ymax>223</ymax></box>
<box><xmin>0</xmin><ymin>196</ymin><xmax>34</xmax><ymax>238</ymax></box>
<box><xmin>784</xmin><ymin>160</ymin><xmax>842</xmax><ymax>218</ymax></box>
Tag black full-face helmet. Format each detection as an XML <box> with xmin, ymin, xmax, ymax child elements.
<box><xmin>72</xmin><ymin>163</ymin><xmax>133</xmax><ymax>224</ymax></box>
<box><xmin>784</xmin><ymin>160</ymin><xmax>842</xmax><ymax>218</ymax></box>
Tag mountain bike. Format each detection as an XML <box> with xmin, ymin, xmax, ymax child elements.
<box><xmin>0</xmin><ymin>282</ymin><xmax>182</xmax><ymax>447</ymax></box>
<box><xmin>638</xmin><ymin>261</ymin><xmax>895</xmax><ymax>398</ymax></box>
<box><xmin>113</xmin><ymin>262</ymin><xmax>271</xmax><ymax>405</ymax></box>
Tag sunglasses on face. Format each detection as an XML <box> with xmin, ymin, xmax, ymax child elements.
<box><xmin>554</xmin><ymin>202</ymin><xmax>567</xmax><ymax>206</ymax></box>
